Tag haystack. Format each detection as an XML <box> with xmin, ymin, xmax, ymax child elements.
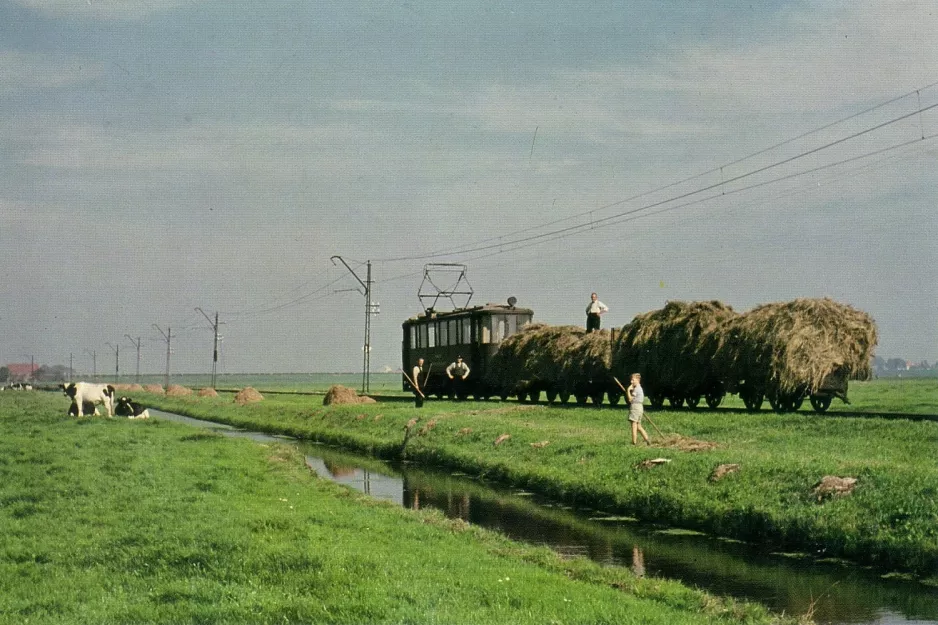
<box><xmin>166</xmin><ymin>385</ymin><xmax>193</xmax><ymax>397</ymax></box>
<box><xmin>484</xmin><ymin>324</ymin><xmax>585</xmax><ymax>393</ymax></box>
<box><xmin>562</xmin><ymin>329</ymin><xmax>613</xmax><ymax>390</ymax></box>
<box><xmin>234</xmin><ymin>387</ymin><xmax>264</xmax><ymax>405</ymax></box>
<box><xmin>143</xmin><ymin>384</ymin><xmax>164</xmax><ymax>395</ymax></box>
<box><xmin>714</xmin><ymin>298</ymin><xmax>877</xmax><ymax>395</ymax></box>
<box><xmin>198</xmin><ymin>387</ymin><xmax>219</xmax><ymax>398</ymax></box>
<box><xmin>613</xmin><ymin>301</ymin><xmax>737</xmax><ymax>398</ymax></box>
<box><xmin>322</xmin><ymin>385</ymin><xmax>376</xmax><ymax>405</ymax></box>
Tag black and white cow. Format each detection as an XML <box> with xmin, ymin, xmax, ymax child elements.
<box><xmin>114</xmin><ymin>396</ymin><xmax>150</xmax><ymax>419</ymax></box>
<box><xmin>68</xmin><ymin>401</ymin><xmax>101</xmax><ymax>417</ymax></box>
<box><xmin>62</xmin><ymin>382</ymin><xmax>115</xmax><ymax>417</ymax></box>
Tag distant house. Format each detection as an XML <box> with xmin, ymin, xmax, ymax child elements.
<box><xmin>5</xmin><ymin>363</ymin><xmax>39</xmax><ymax>382</ymax></box>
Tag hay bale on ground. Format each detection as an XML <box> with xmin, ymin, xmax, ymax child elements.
<box><xmin>166</xmin><ymin>385</ymin><xmax>193</xmax><ymax>397</ymax></box>
<box><xmin>143</xmin><ymin>384</ymin><xmax>164</xmax><ymax>395</ymax></box>
<box><xmin>813</xmin><ymin>476</ymin><xmax>857</xmax><ymax>500</ymax></box>
<box><xmin>656</xmin><ymin>434</ymin><xmax>719</xmax><ymax>452</ymax></box>
<box><xmin>198</xmin><ymin>387</ymin><xmax>219</xmax><ymax>397</ymax></box>
<box><xmin>714</xmin><ymin>298</ymin><xmax>877</xmax><ymax>396</ymax></box>
<box><xmin>234</xmin><ymin>387</ymin><xmax>264</xmax><ymax>405</ymax></box>
<box><xmin>322</xmin><ymin>385</ymin><xmax>376</xmax><ymax>405</ymax></box>
<box><xmin>613</xmin><ymin>301</ymin><xmax>737</xmax><ymax>399</ymax></box>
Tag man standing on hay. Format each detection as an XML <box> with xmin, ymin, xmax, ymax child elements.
<box><xmin>585</xmin><ymin>292</ymin><xmax>608</xmax><ymax>333</ymax></box>
<box><xmin>627</xmin><ymin>373</ymin><xmax>650</xmax><ymax>445</ymax></box>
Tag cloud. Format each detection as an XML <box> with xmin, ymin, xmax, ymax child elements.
<box><xmin>0</xmin><ymin>51</ymin><xmax>103</xmax><ymax>94</ymax></box>
<box><xmin>11</xmin><ymin>0</ymin><xmax>195</xmax><ymax>21</ymax></box>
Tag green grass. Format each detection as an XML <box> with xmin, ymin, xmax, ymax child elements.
<box><xmin>136</xmin><ymin>382</ymin><xmax>938</xmax><ymax>580</ymax></box>
<box><xmin>0</xmin><ymin>392</ymin><xmax>794</xmax><ymax>625</ymax></box>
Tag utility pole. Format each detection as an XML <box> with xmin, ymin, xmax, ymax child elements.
<box><xmin>125</xmin><ymin>335</ymin><xmax>142</xmax><ymax>383</ymax></box>
<box><xmin>106</xmin><ymin>342</ymin><xmax>120</xmax><ymax>382</ymax></box>
<box><xmin>84</xmin><ymin>349</ymin><xmax>96</xmax><ymax>380</ymax></box>
<box><xmin>153</xmin><ymin>325</ymin><xmax>172</xmax><ymax>388</ymax></box>
<box><xmin>330</xmin><ymin>256</ymin><xmax>379</xmax><ymax>394</ymax></box>
<box><xmin>195</xmin><ymin>308</ymin><xmax>221</xmax><ymax>389</ymax></box>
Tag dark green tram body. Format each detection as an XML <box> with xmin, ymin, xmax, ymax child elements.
<box><xmin>402</xmin><ymin>303</ymin><xmax>534</xmax><ymax>400</ymax></box>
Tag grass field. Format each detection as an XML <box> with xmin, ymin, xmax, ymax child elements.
<box><xmin>132</xmin><ymin>379</ymin><xmax>938</xmax><ymax>581</ymax></box>
<box><xmin>0</xmin><ymin>391</ymin><xmax>793</xmax><ymax>625</ymax></box>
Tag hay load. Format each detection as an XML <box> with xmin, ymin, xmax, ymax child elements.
<box><xmin>562</xmin><ymin>329</ymin><xmax>615</xmax><ymax>403</ymax></box>
<box><xmin>613</xmin><ymin>300</ymin><xmax>738</xmax><ymax>407</ymax></box>
<box><xmin>485</xmin><ymin>324</ymin><xmax>586</xmax><ymax>400</ymax></box>
<box><xmin>234</xmin><ymin>387</ymin><xmax>264</xmax><ymax>405</ymax></box>
<box><xmin>715</xmin><ymin>297</ymin><xmax>877</xmax><ymax>408</ymax></box>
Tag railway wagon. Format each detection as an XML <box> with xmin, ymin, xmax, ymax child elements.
<box><xmin>402</xmin><ymin>301</ymin><xmax>534</xmax><ymax>400</ymax></box>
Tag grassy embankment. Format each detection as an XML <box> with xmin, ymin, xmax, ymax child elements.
<box><xmin>137</xmin><ymin>378</ymin><xmax>938</xmax><ymax>582</ymax></box>
<box><xmin>0</xmin><ymin>392</ymin><xmax>793</xmax><ymax>625</ymax></box>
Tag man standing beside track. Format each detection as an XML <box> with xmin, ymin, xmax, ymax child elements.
<box><xmin>412</xmin><ymin>358</ymin><xmax>425</xmax><ymax>408</ymax></box>
<box><xmin>446</xmin><ymin>356</ymin><xmax>470</xmax><ymax>399</ymax></box>
<box><xmin>585</xmin><ymin>292</ymin><xmax>608</xmax><ymax>333</ymax></box>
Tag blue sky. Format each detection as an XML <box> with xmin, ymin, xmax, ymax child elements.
<box><xmin>1</xmin><ymin>0</ymin><xmax>936</xmax><ymax>374</ymax></box>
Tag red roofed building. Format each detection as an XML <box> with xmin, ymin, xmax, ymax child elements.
<box><xmin>5</xmin><ymin>363</ymin><xmax>39</xmax><ymax>382</ymax></box>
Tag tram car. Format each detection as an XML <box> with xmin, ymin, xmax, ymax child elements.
<box><xmin>401</xmin><ymin>299</ymin><xmax>534</xmax><ymax>400</ymax></box>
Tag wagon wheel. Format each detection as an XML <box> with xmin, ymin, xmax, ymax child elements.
<box><xmin>575</xmin><ymin>394</ymin><xmax>588</xmax><ymax>405</ymax></box>
<box><xmin>668</xmin><ymin>396</ymin><xmax>685</xmax><ymax>408</ymax></box>
<box><xmin>516</xmin><ymin>391</ymin><xmax>528</xmax><ymax>403</ymax></box>
<box><xmin>607</xmin><ymin>390</ymin><xmax>622</xmax><ymax>406</ymax></box>
<box><xmin>559</xmin><ymin>391</ymin><xmax>571</xmax><ymax>404</ymax></box>
<box><xmin>792</xmin><ymin>395</ymin><xmax>805</xmax><ymax>411</ymax></box>
<box><xmin>499</xmin><ymin>392</ymin><xmax>509</xmax><ymax>401</ymax></box>
<box><xmin>768</xmin><ymin>394</ymin><xmax>783</xmax><ymax>412</ymax></box>
<box><xmin>590</xmin><ymin>392</ymin><xmax>605</xmax><ymax>406</ymax></box>
<box><xmin>705</xmin><ymin>391</ymin><xmax>724</xmax><ymax>409</ymax></box>
<box><xmin>435</xmin><ymin>391</ymin><xmax>445</xmax><ymax>400</ymax></box>
<box><xmin>742</xmin><ymin>392</ymin><xmax>764</xmax><ymax>411</ymax></box>
<box><xmin>809</xmin><ymin>395</ymin><xmax>832</xmax><ymax>414</ymax></box>
<box><xmin>527</xmin><ymin>389</ymin><xmax>541</xmax><ymax>404</ymax></box>
<box><xmin>685</xmin><ymin>395</ymin><xmax>701</xmax><ymax>409</ymax></box>
<box><xmin>649</xmin><ymin>394</ymin><xmax>665</xmax><ymax>409</ymax></box>
<box><xmin>545</xmin><ymin>389</ymin><xmax>558</xmax><ymax>404</ymax></box>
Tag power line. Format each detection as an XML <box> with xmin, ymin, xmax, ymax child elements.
<box><xmin>374</xmin><ymin>82</ymin><xmax>938</xmax><ymax>263</ymax></box>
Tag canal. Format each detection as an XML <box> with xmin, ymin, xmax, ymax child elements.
<box><xmin>153</xmin><ymin>410</ymin><xmax>938</xmax><ymax>625</ymax></box>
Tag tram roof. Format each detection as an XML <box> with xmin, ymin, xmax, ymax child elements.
<box><xmin>404</xmin><ymin>303</ymin><xmax>534</xmax><ymax>324</ymax></box>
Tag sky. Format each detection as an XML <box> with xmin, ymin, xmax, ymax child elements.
<box><xmin>1</xmin><ymin>0</ymin><xmax>936</xmax><ymax>375</ymax></box>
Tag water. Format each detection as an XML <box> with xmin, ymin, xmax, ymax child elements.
<box><xmin>152</xmin><ymin>410</ymin><xmax>938</xmax><ymax>625</ymax></box>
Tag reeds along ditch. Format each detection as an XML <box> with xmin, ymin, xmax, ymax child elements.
<box><xmin>487</xmin><ymin>297</ymin><xmax>877</xmax><ymax>408</ymax></box>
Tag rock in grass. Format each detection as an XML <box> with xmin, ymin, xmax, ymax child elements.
<box><xmin>709</xmin><ymin>463</ymin><xmax>740</xmax><ymax>482</ymax></box>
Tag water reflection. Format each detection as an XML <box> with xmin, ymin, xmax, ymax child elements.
<box><xmin>151</xmin><ymin>411</ymin><xmax>937</xmax><ymax>625</ymax></box>
<box><xmin>306</xmin><ymin>446</ymin><xmax>938</xmax><ymax>625</ymax></box>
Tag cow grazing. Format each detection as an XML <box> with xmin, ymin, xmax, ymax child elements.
<box><xmin>62</xmin><ymin>382</ymin><xmax>115</xmax><ymax>417</ymax></box>
<box><xmin>68</xmin><ymin>401</ymin><xmax>100</xmax><ymax>417</ymax></box>
<box><xmin>114</xmin><ymin>396</ymin><xmax>150</xmax><ymax>419</ymax></box>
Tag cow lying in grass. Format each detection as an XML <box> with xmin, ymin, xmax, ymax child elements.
<box><xmin>115</xmin><ymin>396</ymin><xmax>149</xmax><ymax>419</ymax></box>
<box><xmin>62</xmin><ymin>382</ymin><xmax>115</xmax><ymax>417</ymax></box>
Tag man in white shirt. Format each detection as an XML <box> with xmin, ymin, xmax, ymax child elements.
<box><xmin>446</xmin><ymin>355</ymin><xmax>470</xmax><ymax>399</ymax></box>
<box><xmin>585</xmin><ymin>292</ymin><xmax>608</xmax><ymax>333</ymax></box>
<box><xmin>412</xmin><ymin>357</ymin><xmax>425</xmax><ymax>407</ymax></box>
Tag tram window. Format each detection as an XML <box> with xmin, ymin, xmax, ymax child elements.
<box><xmin>449</xmin><ymin>320</ymin><xmax>458</xmax><ymax>345</ymax></box>
<box><xmin>507</xmin><ymin>315</ymin><xmax>517</xmax><ymax>336</ymax></box>
<box><xmin>428</xmin><ymin>324</ymin><xmax>436</xmax><ymax>348</ymax></box>
<box><xmin>491</xmin><ymin>315</ymin><xmax>507</xmax><ymax>342</ymax></box>
<box><xmin>408</xmin><ymin>327</ymin><xmax>416</xmax><ymax>349</ymax></box>
<box><xmin>438</xmin><ymin>321</ymin><xmax>447</xmax><ymax>346</ymax></box>
<box><xmin>479</xmin><ymin>319</ymin><xmax>491</xmax><ymax>344</ymax></box>
<box><xmin>461</xmin><ymin>318</ymin><xmax>472</xmax><ymax>344</ymax></box>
